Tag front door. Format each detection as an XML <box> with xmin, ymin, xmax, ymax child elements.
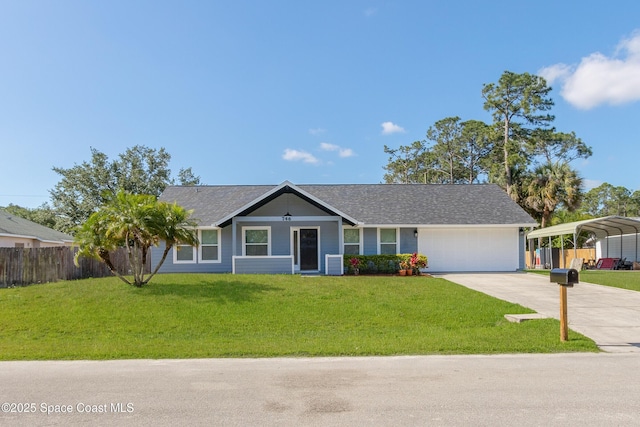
<box><xmin>299</xmin><ymin>228</ymin><xmax>318</xmax><ymax>271</ymax></box>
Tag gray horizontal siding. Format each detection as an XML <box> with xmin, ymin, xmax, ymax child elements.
<box><xmin>363</xmin><ymin>228</ymin><xmax>378</xmax><ymax>255</ymax></box>
<box><xmin>152</xmin><ymin>227</ymin><xmax>233</xmax><ymax>273</ymax></box>
<box><xmin>362</xmin><ymin>227</ymin><xmax>417</xmax><ymax>255</ymax></box>
<box><xmin>235</xmin><ymin>219</ymin><xmax>341</xmax><ymax>272</ymax></box>
<box><xmin>233</xmin><ymin>256</ymin><xmax>294</xmax><ymax>274</ymax></box>
<box><xmin>152</xmin><ymin>224</ymin><xmax>419</xmax><ymax>274</ymax></box>
<box><xmin>399</xmin><ymin>228</ymin><xmax>418</xmax><ymax>254</ymax></box>
<box><xmin>250</xmin><ymin>194</ymin><xmax>329</xmax><ymax>217</ymax></box>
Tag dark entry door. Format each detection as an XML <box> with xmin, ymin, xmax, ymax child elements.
<box><xmin>300</xmin><ymin>229</ymin><xmax>318</xmax><ymax>271</ymax></box>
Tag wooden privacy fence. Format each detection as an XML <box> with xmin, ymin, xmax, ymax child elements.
<box><xmin>525</xmin><ymin>248</ymin><xmax>596</xmax><ymax>269</ymax></box>
<box><xmin>0</xmin><ymin>247</ymin><xmax>151</xmax><ymax>287</ymax></box>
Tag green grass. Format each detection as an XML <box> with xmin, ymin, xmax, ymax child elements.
<box><xmin>528</xmin><ymin>269</ymin><xmax>640</xmax><ymax>291</ymax></box>
<box><xmin>0</xmin><ymin>274</ymin><xmax>598</xmax><ymax>360</ymax></box>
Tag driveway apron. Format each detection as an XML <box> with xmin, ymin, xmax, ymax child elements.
<box><xmin>437</xmin><ymin>272</ymin><xmax>640</xmax><ymax>353</ymax></box>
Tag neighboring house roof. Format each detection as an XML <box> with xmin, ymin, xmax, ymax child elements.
<box><xmin>0</xmin><ymin>209</ymin><xmax>73</xmax><ymax>244</ymax></box>
<box><xmin>160</xmin><ymin>182</ymin><xmax>537</xmax><ymax>227</ymax></box>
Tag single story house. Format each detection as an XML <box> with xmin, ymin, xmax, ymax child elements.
<box><xmin>0</xmin><ymin>209</ymin><xmax>73</xmax><ymax>248</ymax></box>
<box><xmin>153</xmin><ymin>181</ymin><xmax>537</xmax><ymax>274</ymax></box>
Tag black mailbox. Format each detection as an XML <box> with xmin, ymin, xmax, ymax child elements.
<box><xmin>550</xmin><ymin>268</ymin><xmax>579</xmax><ymax>287</ymax></box>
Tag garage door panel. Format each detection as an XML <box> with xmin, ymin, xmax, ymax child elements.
<box><xmin>418</xmin><ymin>228</ymin><xmax>518</xmax><ymax>272</ymax></box>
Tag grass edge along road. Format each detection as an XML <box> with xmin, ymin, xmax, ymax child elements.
<box><xmin>0</xmin><ymin>274</ymin><xmax>598</xmax><ymax>360</ymax></box>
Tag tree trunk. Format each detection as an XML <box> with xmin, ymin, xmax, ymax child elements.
<box><xmin>143</xmin><ymin>244</ymin><xmax>173</xmax><ymax>285</ymax></box>
<box><xmin>541</xmin><ymin>207</ymin><xmax>551</xmax><ymax>228</ymax></box>
<box><xmin>504</xmin><ymin>116</ymin><xmax>512</xmax><ymax>196</ymax></box>
<box><xmin>99</xmin><ymin>249</ymin><xmax>132</xmax><ymax>286</ymax></box>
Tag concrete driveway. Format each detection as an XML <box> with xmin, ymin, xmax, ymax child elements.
<box><xmin>437</xmin><ymin>272</ymin><xmax>640</xmax><ymax>353</ymax></box>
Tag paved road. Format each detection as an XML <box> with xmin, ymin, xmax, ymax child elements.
<box><xmin>3</xmin><ymin>272</ymin><xmax>640</xmax><ymax>426</ymax></box>
<box><xmin>438</xmin><ymin>272</ymin><xmax>640</xmax><ymax>353</ymax></box>
<box><xmin>1</xmin><ymin>354</ymin><xmax>640</xmax><ymax>426</ymax></box>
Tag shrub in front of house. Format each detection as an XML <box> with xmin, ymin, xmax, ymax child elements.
<box><xmin>343</xmin><ymin>254</ymin><xmax>428</xmax><ymax>275</ymax></box>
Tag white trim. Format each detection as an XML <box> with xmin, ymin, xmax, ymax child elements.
<box><xmin>325</xmin><ymin>254</ymin><xmax>344</xmax><ymax>275</ymax></box>
<box><xmin>343</xmin><ymin>227</ymin><xmax>362</xmax><ymax>255</ymax></box>
<box><xmin>236</xmin><ymin>215</ymin><xmax>340</xmax><ymax>223</ymax></box>
<box><xmin>0</xmin><ymin>233</ymin><xmax>73</xmax><ymax>245</ymax></box>
<box><xmin>198</xmin><ymin>228</ymin><xmax>221</xmax><ymax>263</ymax></box>
<box><xmin>173</xmin><ymin>243</ymin><xmax>197</xmax><ymax>264</ymax></box>
<box><xmin>291</xmin><ymin>226</ymin><xmax>321</xmax><ymax>272</ymax></box>
<box><xmin>242</xmin><ymin>226</ymin><xmax>272</xmax><ymax>256</ymax></box>
<box><xmin>377</xmin><ymin>227</ymin><xmax>399</xmax><ymax>255</ymax></box>
<box><xmin>303</xmin><ymin>226</ymin><xmax>321</xmax><ymax>272</ymax></box>
<box><xmin>290</xmin><ymin>228</ymin><xmax>300</xmax><ymax>270</ymax></box>
<box><xmin>214</xmin><ymin>181</ymin><xmax>360</xmax><ymax>227</ymax></box>
<box><xmin>363</xmin><ymin>223</ymin><xmax>535</xmax><ymax>229</ymax></box>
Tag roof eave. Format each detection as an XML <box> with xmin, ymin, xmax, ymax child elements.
<box><xmin>0</xmin><ymin>232</ymin><xmax>71</xmax><ymax>244</ymax></box>
<box><xmin>214</xmin><ymin>181</ymin><xmax>359</xmax><ymax>227</ymax></box>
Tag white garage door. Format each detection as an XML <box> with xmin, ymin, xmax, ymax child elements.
<box><xmin>418</xmin><ymin>227</ymin><xmax>519</xmax><ymax>272</ymax></box>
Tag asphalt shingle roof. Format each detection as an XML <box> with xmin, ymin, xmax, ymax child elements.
<box><xmin>0</xmin><ymin>209</ymin><xmax>73</xmax><ymax>244</ymax></box>
<box><xmin>159</xmin><ymin>183</ymin><xmax>537</xmax><ymax>227</ymax></box>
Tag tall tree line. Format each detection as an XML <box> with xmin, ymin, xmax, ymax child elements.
<box><xmin>383</xmin><ymin>70</ymin><xmax>593</xmax><ymax>228</ymax></box>
<box><xmin>2</xmin><ymin>145</ymin><xmax>201</xmax><ymax>234</ymax></box>
<box><xmin>580</xmin><ymin>183</ymin><xmax>640</xmax><ymax>218</ymax></box>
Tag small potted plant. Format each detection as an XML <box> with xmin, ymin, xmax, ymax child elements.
<box><xmin>399</xmin><ymin>259</ymin><xmax>409</xmax><ymax>276</ymax></box>
<box><xmin>409</xmin><ymin>252</ymin><xmax>427</xmax><ymax>275</ymax></box>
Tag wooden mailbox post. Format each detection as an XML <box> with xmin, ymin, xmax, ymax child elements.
<box><xmin>550</xmin><ymin>268</ymin><xmax>579</xmax><ymax>342</ymax></box>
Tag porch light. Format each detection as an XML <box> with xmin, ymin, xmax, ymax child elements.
<box><xmin>414</xmin><ymin>229</ymin><xmax>418</xmax><ymax>238</ymax></box>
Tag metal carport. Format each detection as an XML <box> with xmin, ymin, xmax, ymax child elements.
<box><xmin>526</xmin><ymin>216</ymin><xmax>640</xmax><ymax>268</ymax></box>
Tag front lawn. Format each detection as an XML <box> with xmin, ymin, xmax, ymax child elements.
<box><xmin>528</xmin><ymin>269</ymin><xmax>640</xmax><ymax>292</ymax></box>
<box><xmin>0</xmin><ymin>274</ymin><xmax>598</xmax><ymax>360</ymax></box>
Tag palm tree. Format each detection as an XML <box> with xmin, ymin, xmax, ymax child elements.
<box><xmin>74</xmin><ymin>191</ymin><xmax>198</xmax><ymax>286</ymax></box>
<box><xmin>73</xmin><ymin>207</ymin><xmax>121</xmax><ymax>277</ymax></box>
<box><xmin>145</xmin><ymin>200</ymin><xmax>199</xmax><ymax>283</ymax></box>
<box><xmin>525</xmin><ymin>162</ymin><xmax>583</xmax><ymax>228</ymax></box>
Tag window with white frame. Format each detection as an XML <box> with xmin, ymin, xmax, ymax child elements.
<box><xmin>199</xmin><ymin>229</ymin><xmax>220</xmax><ymax>262</ymax></box>
<box><xmin>379</xmin><ymin>228</ymin><xmax>398</xmax><ymax>255</ymax></box>
<box><xmin>243</xmin><ymin>227</ymin><xmax>270</xmax><ymax>256</ymax></box>
<box><xmin>343</xmin><ymin>228</ymin><xmax>361</xmax><ymax>255</ymax></box>
<box><xmin>174</xmin><ymin>243</ymin><xmax>196</xmax><ymax>263</ymax></box>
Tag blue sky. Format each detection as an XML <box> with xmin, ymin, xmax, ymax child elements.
<box><xmin>2</xmin><ymin>1</ymin><xmax>640</xmax><ymax>208</ymax></box>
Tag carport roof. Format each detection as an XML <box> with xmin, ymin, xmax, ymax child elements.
<box><xmin>526</xmin><ymin>215</ymin><xmax>640</xmax><ymax>239</ymax></box>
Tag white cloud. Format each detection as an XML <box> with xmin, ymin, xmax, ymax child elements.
<box><xmin>338</xmin><ymin>148</ymin><xmax>354</xmax><ymax>158</ymax></box>
<box><xmin>320</xmin><ymin>142</ymin><xmax>355</xmax><ymax>158</ymax></box>
<box><xmin>364</xmin><ymin>7</ymin><xmax>377</xmax><ymax>17</ymax></box>
<box><xmin>320</xmin><ymin>142</ymin><xmax>339</xmax><ymax>151</ymax></box>
<box><xmin>539</xmin><ymin>31</ymin><xmax>640</xmax><ymax>109</ymax></box>
<box><xmin>282</xmin><ymin>149</ymin><xmax>319</xmax><ymax>164</ymax></box>
<box><xmin>381</xmin><ymin>121</ymin><xmax>405</xmax><ymax>135</ymax></box>
<box><xmin>538</xmin><ymin>63</ymin><xmax>572</xmax><ymax>85</ymax></box>
<box><xmin>309</xmin><ymin>128</ymin><xmax>326</xmax><ymax>136</ymax></box>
